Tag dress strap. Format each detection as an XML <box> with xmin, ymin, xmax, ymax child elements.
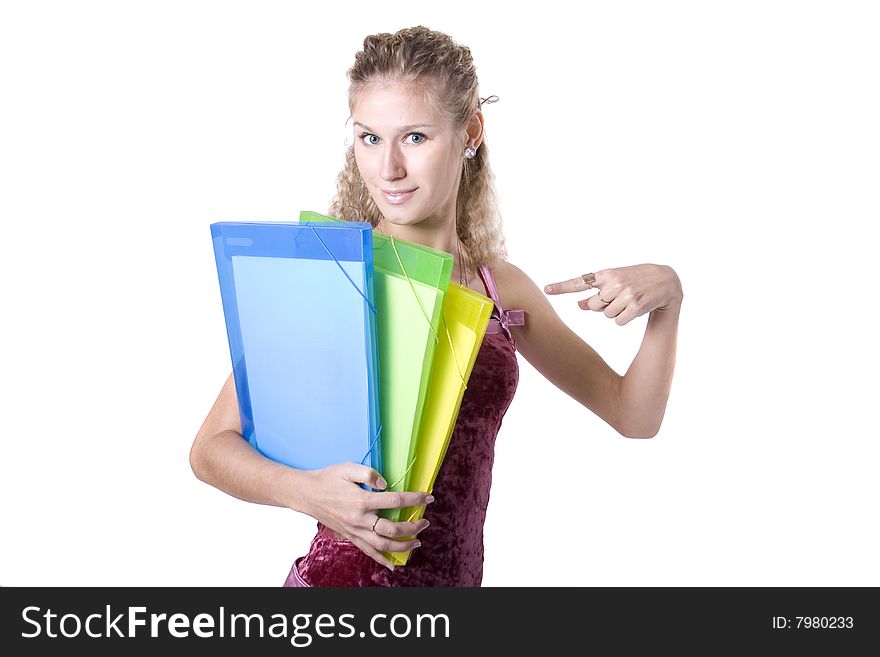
<box><xmin>477</xmin><ymin>265</ymin><xmax>525</xmax><ymax>342</ymax></box>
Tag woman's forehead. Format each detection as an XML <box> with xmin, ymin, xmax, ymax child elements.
<box><xmin>352</xmin><ymin>83</ymin><xmax>443</xmax><ymax>129</ymax></box>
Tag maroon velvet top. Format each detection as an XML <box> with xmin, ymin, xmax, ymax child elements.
<box><xmin>287</xmin><ymin>264</ymin><xmax>523</xmax><ymax>587</ymax></box>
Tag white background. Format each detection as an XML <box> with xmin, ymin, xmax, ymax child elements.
<box><xmin>1</xmin><ymin>0</ymin><xmax>877</xmax><ymax>586</ymax></box>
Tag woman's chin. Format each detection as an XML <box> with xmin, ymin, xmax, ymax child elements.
<box><xmin>380</xmin><ymin>211</ymin><xmax>423</xmax><ymax>227</ymax></box>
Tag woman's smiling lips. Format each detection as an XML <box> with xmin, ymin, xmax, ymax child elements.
<box><xmin>381</xmin><ymin>188</ymin><xmax>417</xmax><ymax>204</ymax></box>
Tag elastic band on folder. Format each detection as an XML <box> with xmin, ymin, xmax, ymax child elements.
<box><xmin>389</xmin><ymin>317</ymin><xmax>464</xmax><ymax>514</ymax></box>
<box><xmin>306</xmin><ymin>222</ymin><xmax>381</xmax><ymax>475</ymax></box>
<box><xmin>306</xmin><ymin>223</ymin><xmax>376</xmax><ymax>315</ymax></box>
<box><xmin>396</xmin><ymin>315</ymin><xmax>467</xmax><ymax>525</ymax></box>
<box><xmin>387</xmin><ymin>236</ymin><xmax>439</xmax><ymax>344</ymax></box>
<box><xmin>384</xmin><ymin>236</ymin><xmax>474</xmax><ymax>502</ymax></box>
<box><xmin>441</xmin><ymin>313</ymin><xmax>467</xmax><ymax>389</ymax></box>
<box><xmin>388</xmin><ymin>454</ymin><xmax>418</xmax><ymax>492</ymax></box>
<box><xmin>387</xmin><ymin>236</ymin><xmax>465</xmax><ymax>384</ymax></box>
<box><xmin>360</xmin><ymin>422</ymin><xmax>382</xmax><ymax>467</ymax></box>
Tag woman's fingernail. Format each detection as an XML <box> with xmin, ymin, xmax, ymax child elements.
<box><xmin>425</xmin><ymin>495</ymin><xmax>434</xmax><ymax>503</ymax></box>
<box><xmin>376</xmin><ymin>478</ymin><xmax>387</xmax><ymax>490</ymax></box>
<box><xmin>414</xmin><ymin>541</ymin><xmax>421</xmax><ymax>548</ymax></box>
<box><xmin>545</xmin><ymin>285</ymin><xmax>554</xmax><ymax>293</ymax></box>
<box><xmin>387</xmin><ymin>564</ymin><xmax>395</xmax><ymax>571</ymax></box>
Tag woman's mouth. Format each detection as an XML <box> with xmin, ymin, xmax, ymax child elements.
<box><xmin>382</xmin><ymin>188</ymin><xmax>417</xmax><ymax>204</ymax></box>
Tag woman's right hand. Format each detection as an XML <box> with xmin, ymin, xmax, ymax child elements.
<box><xmin>300</xmin><ymin>462</ymin><xmax>434</xmax><ymax>571</ymax></box>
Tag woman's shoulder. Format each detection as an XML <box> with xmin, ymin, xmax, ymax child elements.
<box><xmin>485</xmin><ymin>259</ymin><xmax>542</xmax><ymax>314</ymax></box>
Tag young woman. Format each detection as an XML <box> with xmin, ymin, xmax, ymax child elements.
<box><xmin>190</xmin><ymin>26</ymin><xmax>683</xmax><ymax>587</ymax></box>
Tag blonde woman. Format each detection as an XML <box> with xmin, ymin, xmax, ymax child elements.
<box><xmin>190</xmin><ymin>26</ymin><xmax>683</xmax><ymax>587</ymax></box>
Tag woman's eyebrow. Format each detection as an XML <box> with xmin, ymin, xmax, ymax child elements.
<box><xmin>353</xmin><ymin>121</ymin><xmax>435</xmax><ymax>133</ymax></box>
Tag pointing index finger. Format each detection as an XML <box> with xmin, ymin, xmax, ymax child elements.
<box><xmin>545</xmin><ymin>273</ymin><xmax>596</xmax><ymax>295</ymax></box>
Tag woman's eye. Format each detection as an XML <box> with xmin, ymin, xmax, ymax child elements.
<box><xmin>358</xmin><ymin>132</ymin><xmax>425</xmax><ymax>145</ymax></box>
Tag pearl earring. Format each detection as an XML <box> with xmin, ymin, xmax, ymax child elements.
<box><xmin>464</xmin><ymin>147</ymin><xmax>476</xmax><ymax>159</ymax></box>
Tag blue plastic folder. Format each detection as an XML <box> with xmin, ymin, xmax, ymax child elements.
<box><xmin>210</xmin><ymin>221</ymin><xmax>382</xmax><ymax>476</ymax></box>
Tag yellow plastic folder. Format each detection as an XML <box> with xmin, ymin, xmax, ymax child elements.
<box><xmin>389</xmin><ymin>282</ymin><xmax>494</xmax><ymax>566</ymax></box>
<box><xmin>299</xmin><ymin>211</ymin><xmax>452</xmax><ymax>524</ymax></box>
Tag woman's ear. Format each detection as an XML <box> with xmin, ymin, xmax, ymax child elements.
<box><xmin>466</xmin><ymin>110</ymin><xmax>485</xmax><ymax>151</ymax></box>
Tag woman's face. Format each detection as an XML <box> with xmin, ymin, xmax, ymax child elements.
<box><xmin>351</xmin><ymin>82</ymin><xmax>465</xmax><ymax>228</ymax></box>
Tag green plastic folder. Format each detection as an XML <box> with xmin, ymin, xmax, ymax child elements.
<box><xmin>389</xmin><ymin>282</ymin><xmax>494</xmax><ymax>565</ymax></box>
<box><xmin>300</xmin><ymin>211</ymin><xmax>453</xmax><ymax>523</ymax></box>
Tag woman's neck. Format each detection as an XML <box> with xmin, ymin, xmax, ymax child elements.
<box><xmin>375</xmin><ymin>216</ymin><xmax>460</xmax><ymax>255</ymax></box>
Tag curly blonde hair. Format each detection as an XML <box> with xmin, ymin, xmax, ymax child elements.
<box><xmin>327</xmin><ymin>26</ymin><xmax>507</xmax><ymax>267</ymax></box>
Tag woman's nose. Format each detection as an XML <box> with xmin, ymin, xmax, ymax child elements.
<box><xmin>380</xmin><ymin>145</ymin><xmax>406</xmax><ymax>180</ymax></box>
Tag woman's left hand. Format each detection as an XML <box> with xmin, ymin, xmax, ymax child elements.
<box><xmin>544</xmin><ymin>264</ymin><xmax>683</xmax><ymax>326</ymax></box>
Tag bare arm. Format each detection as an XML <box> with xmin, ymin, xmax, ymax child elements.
<box><xmin>499</xmin><ymin>261</ymin><xmax>682</xmax><ymax>438</ymax></box>
<box><xmin>189</xmin><ymin>372</ymin><xmax>313</xmax><ymax>513</ymax></box>
<box><xmin>499</xmin><ymin>263</ymin><xmax>628</xmax><ymax>436</ymax></box>
<box><xmin>189</xmin><ymin>372</ymin><xmax>433</xmax><ymax>570</ymax></box>
<box><xmin>618</xmin><ymin>297</ymin><xmax>681</xmax><ymax>438</ymax></box>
